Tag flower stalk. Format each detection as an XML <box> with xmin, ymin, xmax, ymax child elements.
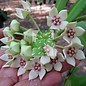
<box><xmin>28</xmin><ymin>13</ymin><xmax>40</xmax><ymax>30</ymax></box>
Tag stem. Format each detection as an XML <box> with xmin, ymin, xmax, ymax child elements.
<box><xmin>28</xmin><ymin>13</ymin><xmax>40</xmax><ymax>30</ymax></box>
<box><xmin>55</xmin><ymin>45</ymin><xmax>64</xmax><ymax>49</ymax></box>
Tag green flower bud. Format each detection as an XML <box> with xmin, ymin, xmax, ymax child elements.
<box><xmin>3</xmin><ymin>27</ymin><xmax>12</xmax><ymax>36</ymax></box>
<box><xmin>10</xmin><ymin>20</ymin><xmax>20</xmax><ymax>32</ymax></box>
<box><xmin>9</xmin><ymin>41</ymin><xmax>20</xmax><ymax>54</ymax></box>
<box><xmin>24</xmin><ymin>29</ymin><xmax>36</xmax><ymax>44</ymax></box>
<box><xmin>21</xmin><ymin>45</ymin><xmax>32</xmax><ymax>60</ymax></box>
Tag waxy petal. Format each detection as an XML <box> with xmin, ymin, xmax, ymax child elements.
<box><xmin>22</xmin><ymin>0</ymin><xmax>31</xmax><ymax>11</ymax></box>
<box><xmin>67</xmin><ymin>22</ymin><xmax>77</xmax><ymax>28</ymax></box>
<box><xmin>39</xmin><ymin>68</ymin><xmax>46</xmax><ymax>80</ymax></box>
<box><xmin>59</xmin><ymin>21</ymin><xmax>68</xmax><ymax>29</ymax></box>
<box><xmin>59</xmin><ymin>10</ymin><xmax>67</xmax><ymax>20</ymax></box>
<box><xmin>75</xmin><ymin>26</ymin><xmax>85</xmax><ymax>36</ymax></box>
<box><xmin>49</xmin><ymin>7</ymin><xmax>58</xmax><ymax>17</ymax></box>
<box><xmin>66</xmin><ymin>57</ymin><xmax>75</xmax><ymax>66</ymax></box>
<box><xmin>11</xmin><ymin>58</ymin><xmax>20</xmax><ymax>68</ymax></box>
<box><xmin>40</xmin><ymin>56</ymin><xmax>50</xmax><ymax>65</ymax></box>
<box><xmin>45</xmin><ymin>63</ymin><xmax>53</xmax><ymax>72</ymax></box>
<box><xmin>75</xmin><ymin>50</ymin><xmax>85</xmax><ymax>60</ymax></box>
<box><xmin>0</xmin><ymin>54</ymin><xmax>9</xmax><ymax>61</ymax></box>
<box><xmin>29</xmin><ymin>70</ymin><xmax>38</xmax><ymax>80</ymax></box>
<box><xmin>58</xmin><ymin>53</ymin><xmax>65</xmax><ymax>62</ymax></box>
<box><xmin>54</xmin><ymin>62</ymin><xmax>62</xmax><ymax>71</ymax></box>
<box><xmin>71</xmin><ymin>37</ymin><xmax>83</xmax><ymax>47</ymax></box>
<box><xmin>18</xmin><ymin>67</ymin><xmax>26</xmax><ymax>76</ymax></box>
<box><xmin>0</xmin><ymin>37</ymin><xmax>9</xmax><ymax>44</ymax></box>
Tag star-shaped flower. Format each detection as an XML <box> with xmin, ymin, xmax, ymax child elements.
<box><xmin>63</xmin><ymin>22</ymin><xmax>85</xmax><ymax>43</ymax></box>
<box><xmin>45</xmin><ymin>53</ymin><xmax>65</xmax><ymax>72</ymax></box>
<box><xmin>26</xmin><ymin>59</ymin><xmax>46</xmax><ymax>80</ymax></box>
<box><xmin>16</xmin><ymin>0</ymin><xmax>31</xmax><ymax>19</ymax></box>
<box><xmin>1</xmin><ymin>55</ymin><xmax>29</xmax><ymax>76</ymax></box>
<box><xmin>47</xmin><ymin>7</ymin><xmax>68</xmax><ymax>30</ymax></box>
<box><xmin>63</xmin><ymin>38</ymin><xmax>85</xmax><ymax>66</ymax></box>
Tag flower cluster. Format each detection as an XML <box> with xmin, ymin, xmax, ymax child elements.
<box><xmin>0</xmin><ymin>0</ymin><xmax>85</xmax><ymax>80</ymax></box>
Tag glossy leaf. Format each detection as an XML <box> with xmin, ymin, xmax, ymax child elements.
<box><xmin>55</xmin><ymin>0</ymin><xmax>68</xmax><ymax>12</ymax></box>
<box><xmin>67</xmin><ymin>0</ymin><xmax>86</xmax><ymax>22</ymax></box>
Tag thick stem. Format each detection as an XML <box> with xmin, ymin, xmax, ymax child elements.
<box><xmin>28</xmin><ymin>13</ymin><xmax>40</xmax><ymax>30</ymax></box>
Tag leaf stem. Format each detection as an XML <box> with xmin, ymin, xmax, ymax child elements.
<box><xmin>28</xmin><ymin>13</ymin><xmax>40</xmax><ymax>30</ymax></box>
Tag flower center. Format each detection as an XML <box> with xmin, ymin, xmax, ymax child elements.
<box><xmin>34</xmin><ymin>62</ymin><xmax>41</xmax><ymax>71</ymax></box>
<box><xmin>50</xmin><ymin>58</ymin><xmax>58</xmax><ymax>64</ymax></box>
<box><xmin>20</xmin><ymin>58</ymin><xmax>26</xmax><ymax>66</ymax></box>
<box><xmin>8</xmin><ymin>55</ymin><xmax>13</xmax><ymax>59</ymax></box>
<box><xmin>67</xmin><ymin>29</ymin><xmax>75</xmax><ymax>39</ymax></box>
<box><xmin>67</xmin><ymin>47</ymin><xmax>76</xmax><ymax>57</ymax></box>
<box><xmin>52</xmin><ymin>16</ymin><xmax>61</xmax><ymax>26</ymax></box>
<box><xmin>43</xmin><ymin>46</ymin><xmax>50</xmax><ymax>53</ymax></box>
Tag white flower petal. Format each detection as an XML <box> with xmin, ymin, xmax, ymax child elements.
<box><xmin>25</xmin><ymin>61</ymin><xmax>33</xmax><ymax>70</ymax></box>
<box><xmin>75</xmin><ymin>26</ymin><xmax>85</xmax><ymax>36</ymax></box>
<box><xmin>66</xmin><ymin>57</ymin><xmax>75</xmax><ymax>66</ymax></box>
<box><xmin>29</xmin><ymin>70</ymin><xmax>38</xmax><ymax>80</ymax></box>
<box><xmin>18</xmin><ymin>67</ymin><xmax>26</xmax><ymax>76</ymax></box>
<box><xmin>54</xmin><ymin>62</ymin><xmax>62</xmax><ymax>71</ymax></box>
<box><xmin>67</xmin><ymin>22</ymin><xmax>77</xmax><ymax>28</ymax></box>
<box><xmin>22</xmin><ymin>0</ymin><xmax>31</xmax><ymax>11</ymax></box>
<box><xmin>49</xmin><ymin>48</ymin><xmax>57</xmax><ymax>59</ymax></box>
<box><xmin>63</xmin><ymin>36</ymin><xmax>71</xmax><ymax>43</ymax></box>
<box><xmin>59</xmin><ymin>10</ymin><xmax>67</xmax><ymax>20</ymax></box>
<box><xmin>0</xmin><ymin>37</ymin><xmax>8</xmax><ymax>44</ymax></box>
<box><xmin>16</xmin><ymin>8</ymin><xmax>24</xmax><ymax>19</ymax></box>
<box><xmin>71</xmin><ymin>37</ymin><xmax>83</xmax><ymax>47</ymax></box>
<box><xmin>58</xmin><ymin>53</ymin><xmax>65</xmax><ymax>62</ymax></box>
<box><xmin>45</xmin><ymin>63</ymin><xmax>53</xmax><ymax>72</ymax></box>
<box><xmin>46</xmin><ymin>16</ymin><xmax>52</xmax><ymax>26</ymax></box>
<box><xmin>49</xmin><ymin>7</ymin><xmax>58</xmax><ymax>17</ymax></box>
<box><xmin>1</xmin><ymin>46</ymin><xmax>9</xmax><ymax>50</ymax></box>
<box><xmin>39</xmin><ymin>68</ymin><xmax>46</xmax><ymax>80</ymax></box>
<box><xmin>3</xmin><ymin>59</ymin><xmax>14</xmax><ymax>68</ymax></box>
<box><xmin>11</xmin><ymin>59</ymin><xmax>20</xmax><ymax>68</ymax></box>
<box><xmin>40</xmin><ymin>56</ymin><xmax>50</xmax><ymax>65</ymax></box>
<box><xmin>0</xmin><ymin>54</ymin><xmax>9</xmax><ymax>61</ymax></box>
<box><xmin>60</xmin><ymin>21</ymin><xmax>68</xmax><ymax>30</ymax></box>
<box><xmin>75</xmin><ymin>50</ymin><xmax>85</xmax><ymax>60</ymax></box>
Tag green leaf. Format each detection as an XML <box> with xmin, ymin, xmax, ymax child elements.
<box><xmin>64</xmin><ymin>79</ymin><xmax>72</xmax><ymax>86</ymax></box>
<box><xmin>71</xmin><ymin>75</ymin><xmax>86</xmax><ymax>86</ymax></box>
<box><xmin>67</xmin><ymin>0</ymin><xmax>86</xmax><ymax>22</ymax></box>
<box><xmin>69</xmin><ymin>67</ymin><xmax>79</xmax><ymax>74</ymax></box>
<box><xmin>55</xmin><ymin>0</ymin><xmax>68</xmax><ymax>12</ymax></box>
<box><xmin>77</xmin><ymin>21</ymin><xmax>86</xmax><ymax>48</ymax></box>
